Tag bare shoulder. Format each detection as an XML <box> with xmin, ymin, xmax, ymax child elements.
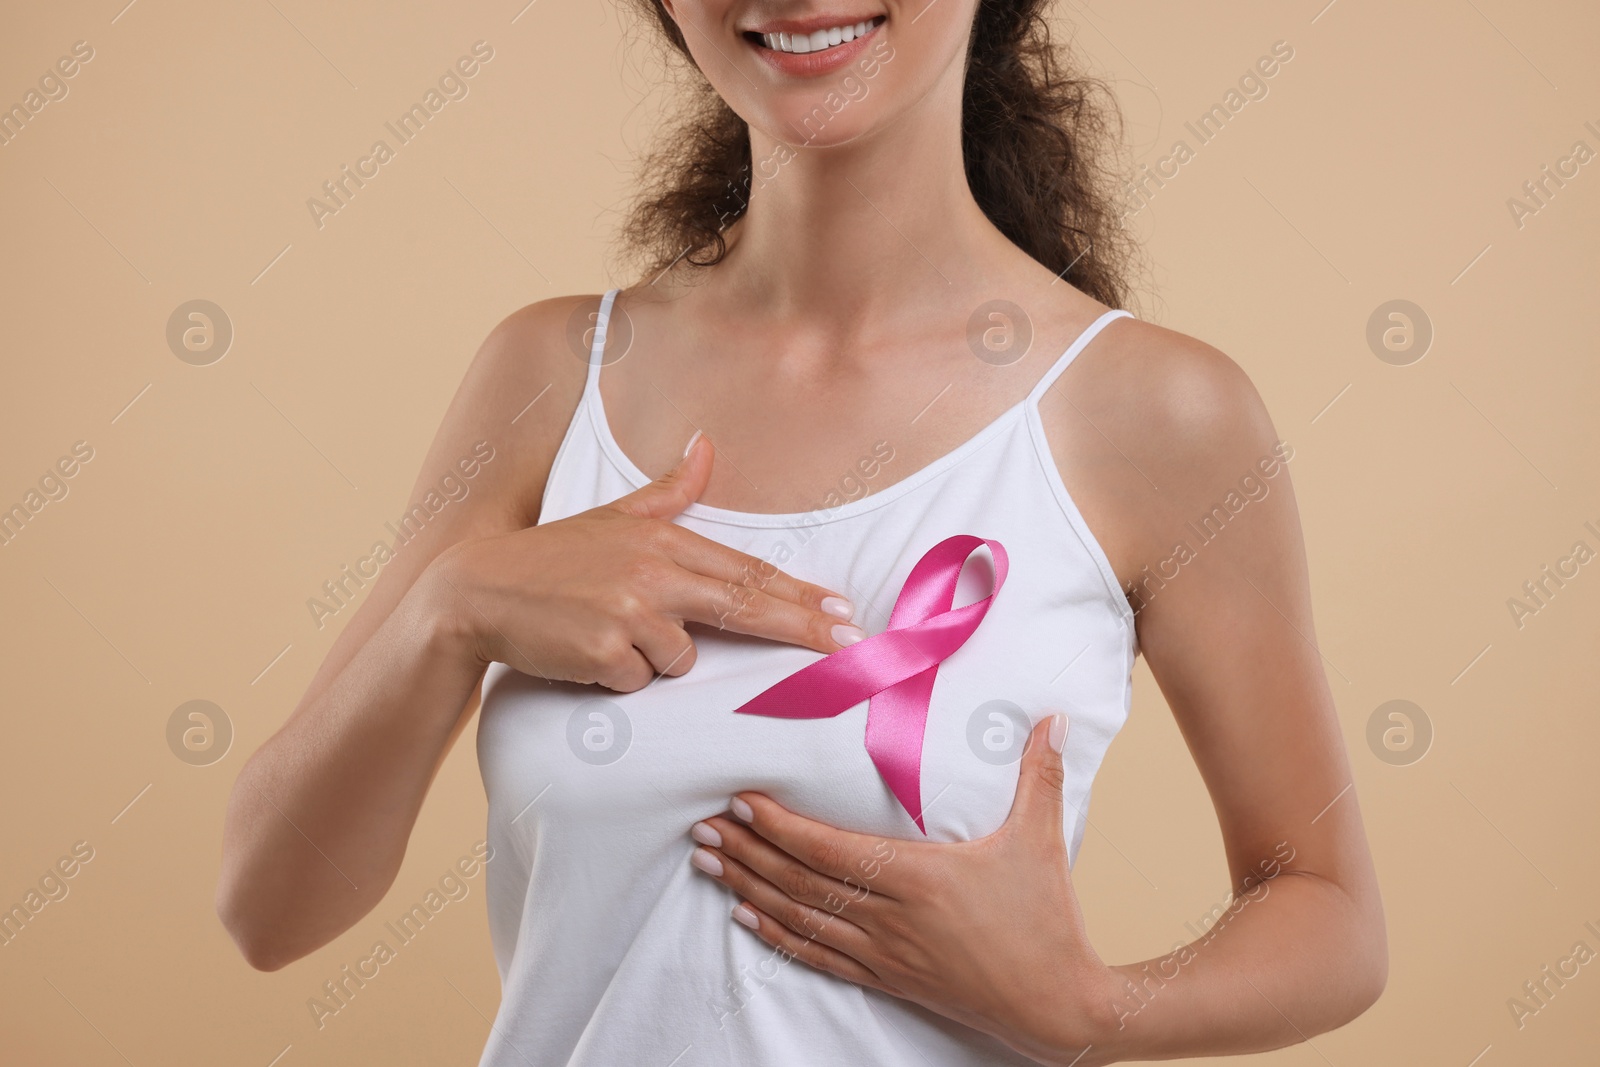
<box><xmin>466</xmin><ymin>293</ymin><xmax>596</xmax><ymax>417</ymax></box>
<box><xmin>1073</xmin><ymin>318</ymin><xmax>1272</xmax><ymax>449</ymax></box>
<box><xmin>421</xmin><ymin>294</ymin><xmax>603</xmax><ymax>527</ymax></box>
<box><xmin>1036</xmin><ymin>315</ymin><xmax>1296</xmax><ymax>585</ymax></box>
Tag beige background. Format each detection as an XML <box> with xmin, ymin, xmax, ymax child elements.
<box><xmin>2</xmin><ymin>0</ymin><xmax>1596</xmax><ymax>1063</ymax></box>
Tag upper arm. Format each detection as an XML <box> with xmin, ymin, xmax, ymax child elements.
<box><xmin>1039</xmin><ymin>323</ymin><xmax>1379</xmax><ymax>908</ymax></box>
<box><xmin>286</xmin><ymin>294</ymin><xmax>596</xmax><ymax>725</ymax></box>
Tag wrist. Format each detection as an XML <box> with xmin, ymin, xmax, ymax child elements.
<box><xmin>406</xmin><ymin>544</ymin><xmax>487</xmax><ymax>668</ymax></box>
<box><xmin>1072</xmin><ymin>962</ymin><xmax>1166</xmax><ymax>1066</ymax></box>
<box><xmin>1078</xmin><ymin>966</ymin><xmax>1137</xmax><ymax>1065</ymax></box>
<box><xmin>1015</xmin><ymin>964</ymin><xmax>1132</xmax><ymax>1067</ymax></box>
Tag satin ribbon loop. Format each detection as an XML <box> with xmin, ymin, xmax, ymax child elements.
<box><xmin>734</xmin><ymin>535</ymin><xmax>1008</xmax><ymax>834</ymax></box>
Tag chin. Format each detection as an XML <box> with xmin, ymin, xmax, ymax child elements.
<box><xmin>747</xmin><ymin>24</ymin><xmax>901</xmax><ymax>149</ymax></box>
<box><xmin>664</xmin><ymin>1</ymin><xmax>974</xmax><ymax>148</ymax></box>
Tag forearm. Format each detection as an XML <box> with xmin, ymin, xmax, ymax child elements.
<box><xmin>217</xmin><ymin>569</ymin><xmax>485</xmax><ymax>969</ymax></box>
<box><xmin>1085</xmin><ymin>870</ymin><xmax>1387</xmax><ymax>1063</ymax></box>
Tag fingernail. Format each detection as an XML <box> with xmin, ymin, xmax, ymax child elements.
<box><xmin>831</xmin><ymin>623</ymin><xmax>866</xmax><ymax>647</ymax></box>
<box><xmin>820</xmin><ymin>596</ymin><xmax>854</xmax><ymax>620</ymax></box>
<box><xmin>732</xmin><ymin>903</ymin><xmax>761</xmax><ymax>930</ymax></box>
<box><xmin>691</xmin><ymin>847</ymin><xmax>723</xmax><ymax>877</ymax></box>
<box><xmin>682</xmin><ymin>429</ymin><xmax>703</xmax><ymax>458</ymax></box>
<box><xmin>729</xmin><ymin>796</ymin><xmax>754</xmax><ymax>822</ymax></box>
<box><xmin>691</xmin><ymin>821</ymin><xmax>722</xmax><ymax>847</ymax></box>
<box><xmin>1048</xmin><ymin>712</ymin><xmax>1069</xmax><ymax>754</ymax></box>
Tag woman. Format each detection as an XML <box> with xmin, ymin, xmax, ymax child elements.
<box><xmin>218</xmin><ymin>1</ymin><xmax>1387</xmax><ymax>1063</ymax></box>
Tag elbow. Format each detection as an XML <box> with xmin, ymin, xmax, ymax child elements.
<box><xmin>1352</xmin><ymin>930</ymin><xmax>1389</xmax><ymax>1018</ymax></box>
<box><xmin>1356</xmin><ymin>884</ymin><xmax>1390</xmax><ymax>1014</ymax></box>
<box><xmin>218</xmin><ymin>906</ymin><xmax>293</xmax><ymax>973</ymax></box>
<box><xmin>216</xmin><ymin>762</ymin><xmax>305</xmax><ymax>972</ymax></box>
<box><xmin>1335</xmin><ymin>899</ymin><xmax>1389</xmax><ymax>1027</ymax></box>
<box><xmin>1313</xmin><ymin>865</ymin><xmax>1390</xmax><ymax>1028</ymax></box>
<box><xmin>235</xmin><ymin>938</ymin><xmax>293</xmax><ymax>973</ymax></box>
<box><xmin>1291</xmin><ymin>870</ymin><xmax>1388</xmax><ymax>1032</ymax></box>
<box><xmin>215</xmin><ymin>875</ymin><xmax>295</xmax><ymax>972</ymax></box>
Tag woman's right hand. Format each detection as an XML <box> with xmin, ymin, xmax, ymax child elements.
<box><xmin>425</xmin><ymin>435</ymin><xmax>862</xmax><ymax>692</ymax></box>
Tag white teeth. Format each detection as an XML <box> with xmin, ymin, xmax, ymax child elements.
<box><xmin>760</xmin><ymin>18</ymin><xmax>877</xmax><ymax>54</ymax></box>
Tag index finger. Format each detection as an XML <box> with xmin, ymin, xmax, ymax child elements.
<box><xmin>728</xmin><ymin>793</ymin><xmax>909</xmax><ymax>898</ymax></box>
<box><xmin>658</xmin><ymin>524</ymin><xmax>854</xmax><ymax>622</ymax></box>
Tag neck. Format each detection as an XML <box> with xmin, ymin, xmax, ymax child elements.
<box><xmin>716</xmin><ymin>64</ymin><xmax>1004</xmax><ymax>322</ymax></box>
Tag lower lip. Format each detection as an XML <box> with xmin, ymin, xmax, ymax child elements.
<box><xmin>749</xmin><ymin>23</ymin><xmax>881</xmax><ymax>77</ymax></box>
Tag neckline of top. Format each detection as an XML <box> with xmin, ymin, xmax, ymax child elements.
<box><xmin>582</xmin><ymin>290</ymin><xmax>1133</xmax><ymax>528</ymax></box>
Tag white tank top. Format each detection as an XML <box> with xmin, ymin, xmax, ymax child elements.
<box><xmin>476</xmin><ymin>290</ymin><xmax>1137</xmax><ymax>1066</ymax></box>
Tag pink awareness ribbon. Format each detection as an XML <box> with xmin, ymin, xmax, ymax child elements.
<box><xmin>734</xmin><ymin>535</ymin><xmax>1009</xmax><ymax>834</ymax></box>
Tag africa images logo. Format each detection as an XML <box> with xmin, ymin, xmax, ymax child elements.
<box><xmin>305</xmin><ymin>41</ymin><xmax>495</xmax><ymax>230</ymax></box>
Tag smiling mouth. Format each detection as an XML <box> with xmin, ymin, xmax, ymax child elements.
<box><xmin>744</xmin><ymin>17</ymin><xmax>885</xmax><ymax>55</ymax></box>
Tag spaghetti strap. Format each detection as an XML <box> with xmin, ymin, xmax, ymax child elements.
<box><xmin>586</xmin><ymin>288</ymin><xmax>622</xmax><ymax>394</ymax></box>
<box><xmin>1024</xmin><ymin>307</ymin><xmax>1134</xmax><ymax>407</ymax></box>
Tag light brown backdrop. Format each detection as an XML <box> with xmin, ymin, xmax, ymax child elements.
<box><xmin>1</xmin><ymin>0</ymin><xmax>1595</xmax><ymax>1063</ymax></box>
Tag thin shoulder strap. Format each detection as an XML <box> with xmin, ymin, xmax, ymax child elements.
<box><xmin>1025</xmin><ymin>308</ymin><xmax>1134</xmax><ymax>406</ymax></box>
<box><xmin>586</xmin><ymin>288</ymin><xmax>622</xmax><ymax>389</ymax></box>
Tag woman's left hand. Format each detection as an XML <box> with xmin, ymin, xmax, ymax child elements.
<box><xmin>687</xmin><ymin>712</ymin><xmax>1123</xmax><ymax>1066</ymax></box>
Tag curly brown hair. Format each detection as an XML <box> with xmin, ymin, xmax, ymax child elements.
<box><xmin>621</xmin><ymin>1</ymin><xmax>1138</xmax><ymax>310</ymax></box>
